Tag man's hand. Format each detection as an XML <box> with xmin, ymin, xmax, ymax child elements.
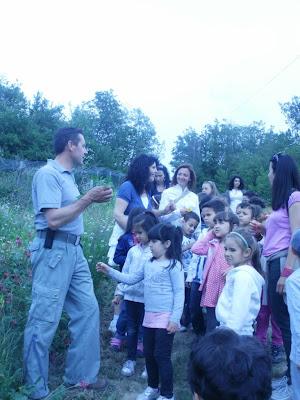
<box><xmin>84</xmin><ymin>186</ymin><xmax>113</xmax><ymax>204</ymax></box>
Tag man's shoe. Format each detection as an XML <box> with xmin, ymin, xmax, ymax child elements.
<box><xmin>65</xmin><ymin>377</ymin><xmax>108</xmax><ymax>391</ymax></box>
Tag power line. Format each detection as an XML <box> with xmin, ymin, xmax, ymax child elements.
<box><xmin>229</xmin><ymin>54</ymin><xmax>300</xmax><ymax>115</ymax></box>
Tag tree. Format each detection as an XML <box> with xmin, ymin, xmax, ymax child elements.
<box><xmin>280</xmin><ymin>97</ymin><xmax>300</xmax><ymax>135</ymax></box>
<box><xmin>70</xmin><ymin>90</ymin><xmax>161</xmax><ymax>171</ymax></box>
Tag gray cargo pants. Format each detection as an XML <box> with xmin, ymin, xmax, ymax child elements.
<box><xmin>24</xmin><ymin>237</ymin><xmax>100</xmax><ymax>399</ymax></box>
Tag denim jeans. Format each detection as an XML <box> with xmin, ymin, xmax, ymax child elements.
<box><xmin>143</xmin><ymin>327</ymin><xmax>175</xmax><ymax>399</ymax></box>
<box><xmin>206</xmin><ymin>307</ymin><xmax>219</xmax><ymax>333</ymax></box>
<box><xmin>115</xmin><ymin>301</ymin><xmax>127</xmax><ymax>340</ymax></box>
<box><xmin>125</xmin><ymin>300</ymin><xmax>144</xmax><ymax>360</ymax></box>
<box><xmin>268</xmin><ymin>258</ymin><xmax>291</xmax><ymax>379</ymax></box>
<box><xmin>189</xmin><ymin>281</ymin><xmax>205</xmax><ymax>335</ymax></box>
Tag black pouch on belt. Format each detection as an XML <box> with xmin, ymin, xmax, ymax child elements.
<box><xmin>44</xmin><ymin>228</ymin><xmax>55</xmax><ymax>249</ymax></box>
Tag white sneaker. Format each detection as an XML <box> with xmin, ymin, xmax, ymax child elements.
<box><xmin>121</xmin><ymin>360</ymin><xmax>136</xmax><ymax>377</ymax></box>
<box><xmin>271</xmin><ymin>376</ymin><xmax>292</xmax><ymax>400</ymax></box>
<box><xmin>157</xmin><ymin>396</ymin><xmax>174</xmax><ymax>400</ymax></box>
<box><xmin>136</xmin><ymin>386</ymin><xmax>160</xmax><ymax>400</ymax></box>
<box><xmin>179</xmin><ymin>325</ymin><xmax>187</xmax><ymax>332</ymax></box>
<box><xmin>108</xmin><ymin>315</ymin><xmax>118</xmax><ymax>333</ymax></box>
<box><xmin>141</xmin><ymin>367</ymin><xmax>148</xmax><ymax>379</ymax></box>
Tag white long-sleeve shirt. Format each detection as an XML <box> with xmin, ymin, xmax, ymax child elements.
<box><xmin>216</xmin><ymin>265</ymin><xmax>265</xmax><ymax>336</ymax></box>
<box><xmin>159</xmin><ymin>184</ymin><xmax>200</xmax><ymax>226</ymax></box>
<box><xmin>286</xmin><ymin>269</ymin><xmax>300</xmax><ymax>365</ymax></box>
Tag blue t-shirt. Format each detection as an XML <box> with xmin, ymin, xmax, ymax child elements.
<box><xmin>117</xmin><ymin>181</ymin><xmax>152</xmax><ymax>215</ymax></box>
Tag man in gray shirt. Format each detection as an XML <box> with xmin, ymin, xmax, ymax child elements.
<box><xmin>24</xmin><ymin>127</ymin><xmax>112</xmax><ymax>399</ymax></box>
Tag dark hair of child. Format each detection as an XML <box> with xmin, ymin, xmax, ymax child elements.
<box><xmin>243</xmin><ymin>190</ymin><xmax>257</xmax><ymax>199</ymax></box>
<box><xmin>198</xmin><ymin>193</ymin><xmax>213</xmax><ymax>209</ymax></box>
<box><xmin>188</xmin><ymin>328</ymin><xmax>272</xmax><ymax>400</ymax></box>
<box><xmin>125</xmin><ymin>207</ymin><xmax>146</xmax><ymax>234</ymax></box>
<box><xmin>183</xmin><ymin>211</ymin><xmax>200</xmax><ymax>223</ymax></box>
<box><xmin>148</xmin><ymin>223</ymin><xmax>183</xmax><ymax>268</ymax></box>
<box><xmin>213</xmin><ymin>211</ymin><xmax>239</xmax><ymax>230</ymax></box>
<box><xmin>249</xmin><ymin>196</ymin><xmax>266</xmax><ymax>209</ymax></box>
<box><xmin>238</xmin><ymin>201</ymin><xmax>262</xmax><ymax>220</ymax></box>
<box><xmin>132</xmin><ymin>211</ymin><xmax>159</xmax><ymax>233</ymax></box>
<box><xmin>201</xmin><ymin>198</ymin><xmax>226</xmax><ymax>214</ymax></box>
<box><xmin>226</xmin><ymin>228</ymin><xmax>263</xmax><ymax>275</ymax></box>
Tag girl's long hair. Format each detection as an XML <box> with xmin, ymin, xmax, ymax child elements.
<box><xmin>148</xmin><ymin>223</ymin><xmax>183</xmax><ymax>269</ymax></box>
<box><xmin>270</xmin><ymin>153</ymin><xmax>300</xmax><ymax>210</ymax></box>
<box><xmin>226</xmin><ymin>228</ymin><xmax>263</xmax><ymax>275</ymax></box>
<box><xmin>202</xmin><ymin>180</ymin><xmax>219</xmax><ymax>196</ymax></box>
<box><xmin>132</xmin><ymin>211</ymin><xmax>159</xmax><ymax>234</ymax></box>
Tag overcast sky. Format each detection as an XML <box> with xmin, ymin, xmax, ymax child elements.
<box><xmin>1</xmin><ymin>0</ymin><xmax>300</xmax><ymax>164</ymax></box>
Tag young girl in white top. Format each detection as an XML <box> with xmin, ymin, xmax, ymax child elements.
<box><xmin>216</xmin><ymin>228</ymin><xmax>265</xmax><ymax>336</ymax></box>
<box><xmin>97</xmin><ymin>223</ymin><xmax>184</xmax><ymax>400</ymax></box>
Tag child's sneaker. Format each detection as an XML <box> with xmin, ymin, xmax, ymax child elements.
<box><xmin>271</xmin><ymin>376</ymin><xmax>292</xmax><ymax>400</ymax></box>
<box><xmin>121</xmin><ymin>360</ymin><xmax>136</xmax><ymax>377</ymax></box>
<box><xmin>179</xmin><ymin>325</ymin><xmax>187</xmax><ymax>332</ymax></box>
<box><xmin>136</xmin><ymin>386</ymin><xmax>160</xmax><ymax>400</ymax></box>
<box><xmin>108</xmin><ymin>315</ymin><xmax>118</xmax><ymax>333</ymax></box>
<box><xmin>110</xmin><ymin>337</ymin><xmax>122</xmax><ymax>352</ymax></box>
<box><xmin>137</xmin><ymin>341</ymin><xmax>144</xmax><ymax>357</ymax></box>
<box><xmin>271</xmin><ymin>344</ymin><xmax>286</xmax><ymax>364</ymax></box>
<box><xmin>141</xmin><ymin>367</ymin><xmax>148</xmax><ymax>379</ymax></box>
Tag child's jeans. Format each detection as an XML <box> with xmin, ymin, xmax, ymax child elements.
<box><xmin>189</xmin><ymin>281</ymin><xmax>205</xmax><ymax>335</ymax></box>
<box><xmin>206</xmin><ymin>307</ymin><xmax>219</xmax><ymax>333</ymax></box>
<box><xmin>143</xmin><ymin>327</ymin><xmax>175</xmax><ymax>398</ymax></box>
<box><xmin>115</xmin><ymin>302</ymin><xmax>127</xmax><ymax>340</ymax></box>
<box><xmin>125</xmin><ymin>300</ymin><xmax>144</xmax><ymax>360</ymax></box>
<box><xmin>181</xmin><ymin>286</ymin><xmax>191</xmax><ymax>327</ymax></box>
<box><xmin>256</xmin><ymin>304</ymin><xmax>284</xmax><ymax>346</ymax></box>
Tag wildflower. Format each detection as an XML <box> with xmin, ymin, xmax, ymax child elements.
<box><xmin>15</xmin><ymin>237</ymin><xmax>22</xmax><ymax>247</ymax></box>
<box><xmin>3</xmin><ymin>271</ymin><xmax>9</xmax><ymax>279</ymax></box>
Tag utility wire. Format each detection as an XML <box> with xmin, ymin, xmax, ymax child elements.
<box><xmin>229</xmin><ymin>54</ymin><xmax>300</xmax><ymax>115</ymax></box>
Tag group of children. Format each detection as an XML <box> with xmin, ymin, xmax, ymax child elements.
<box><xmin>94</xmin><ymin>187</ymin><xmax>287</xmax><ymax>400</ymax></box>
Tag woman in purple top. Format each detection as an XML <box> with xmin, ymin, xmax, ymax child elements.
<box><xmin>251</xmin><ymin>153</ymin><xmax>300</xmax><ymax>391</ymax></box>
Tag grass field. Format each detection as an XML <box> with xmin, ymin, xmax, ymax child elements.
<box><xmin>0</xmin><ymin>171</ymin><xmax>194</xmax><ymax>400</ymax></box>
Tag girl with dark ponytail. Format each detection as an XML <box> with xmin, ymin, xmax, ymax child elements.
<box><xmin>97</xmin><ymin>223</ymin><xmax>184</xmax><ymax>400</ymax></box>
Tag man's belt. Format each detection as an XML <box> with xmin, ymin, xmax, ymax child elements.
<box><xmin>37</xmin><ymin>229</ymin><xmax>81</xmax><ymax>246</ymax></box>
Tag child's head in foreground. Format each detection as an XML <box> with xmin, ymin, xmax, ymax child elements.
<box><xmin>201</xmin><ymin>198</ymin><xmax>226</xmax><ymax>229</ymax></box>
<box><xmin>189</xmin><ymin>329</ymin><xmax>272</xmax><ymax>400</ymax></box>
<box><xmin>182</xmin><ymin>211</ymin><xmax>200</xmax><ymax>237</ymax></box>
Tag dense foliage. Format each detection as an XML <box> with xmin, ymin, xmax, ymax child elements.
<box><xmin>0</xmin><ymin>80</ymin><xmax>160</xmax><ymax>171</ymax></box>
<box><xmin>171</xmin><ymin>99</ymin><xmax>300</xmax><ymax>201</ymax></box>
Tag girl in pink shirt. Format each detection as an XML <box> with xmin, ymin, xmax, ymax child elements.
<box><xmin>191</xmin><ymin>211</ymin><xmax>239</xmax><ymax>332</ymax></box>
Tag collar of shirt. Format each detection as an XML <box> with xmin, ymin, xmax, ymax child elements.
<box><xmin>47</xmin><ymin>159</ymin><xmax>72</xmax><ymax>174</ymax></box>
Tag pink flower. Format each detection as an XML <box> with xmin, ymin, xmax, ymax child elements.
<box><xmin>15</xmin><ymin>237</ymin><xmax>22</xmax><ymax>247</ymax></box>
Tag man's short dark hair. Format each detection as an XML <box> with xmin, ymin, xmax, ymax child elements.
<box><xmin>54</xmin><ymin>127</ymin><xmax>83</xmax><ymax>155</ymax></box>
<box><xmin>189</xmin><ymin>329</ymin><xmax>272</xmax><ymax>400</ymax></box>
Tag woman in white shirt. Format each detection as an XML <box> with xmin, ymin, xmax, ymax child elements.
<box><xmin>159</xmin><ymin>163</ymin><xmax>200</xmax><ymax>226</ymax></box>
<box><xmin>225</xmin><ymin>175</ymin><xmax>245</xmax><ymax>213</ymax></box>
